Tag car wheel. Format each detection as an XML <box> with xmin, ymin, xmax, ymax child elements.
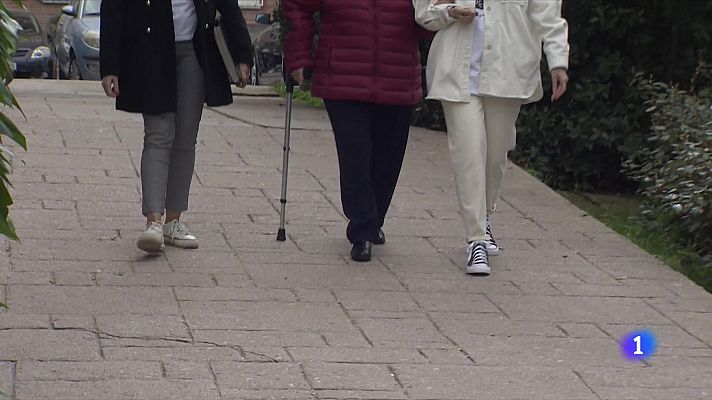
<box><xmin>250</xmin><ymin>63</ymin><xmax>259</xmax><ymax>86</ymax></box>
<box><xmin>68</xmin><ymin>55</ymin><xmax>81</xmax><ymax>80</ymax></box>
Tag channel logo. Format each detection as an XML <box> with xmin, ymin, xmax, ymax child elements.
<box><xmin>620</xmin><ymin>329</ymin><xmax>657</xmax><ymax>361</ymax></box>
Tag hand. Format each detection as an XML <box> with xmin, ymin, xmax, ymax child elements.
<box><xmin>101</xmin><ymin>75</ymin><xmax>120</xmax><ymax>97</ymax></box>
<box><xmin>448</xmin><ymin>6</ymin><xmax>476</xmax><ymax>22</ymax></box>
<box><xmin>237</xmin><ymin>63</ymin><xmax>250</xmax><ymax>88</ymax></box>
<box><xmin>291</xmin><ymin>68</ymin><xmax>305</xmax><ymax>85</ymax></box>
<box><xmin>550</xmin><ymin>68</ymin><xmax>569</xmax><ymax>101</ymax></box>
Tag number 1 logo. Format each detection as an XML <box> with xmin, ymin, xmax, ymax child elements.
<box><xmin>633</xmin><ymin>335</ymin><xmax>643</xmax><ymax>355</ymax></box>
<box><xmin>621</xmin><ymin>330</ymin><xmax>657</xmax><ymax>361</ymax></box>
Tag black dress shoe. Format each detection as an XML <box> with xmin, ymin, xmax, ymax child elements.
<box><xmin>373</xmin><ymin>229</ymin><xmax>385</xmax><ymax>245</ymax></box>
<box><xmin>350</xmin><ymin>240</ymin><xmax>372</xmax><ymax>262</ymax></box>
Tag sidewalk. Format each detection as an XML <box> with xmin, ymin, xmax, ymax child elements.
<box><xmin>1</xmin><ymin>80</ymin><xmax>710</xmax><ymax>400</ymax></box>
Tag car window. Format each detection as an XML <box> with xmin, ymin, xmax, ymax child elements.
<box><xmin>13</xmin><ymin>15</ymin><xmax>39</xmax><ymax>35</ymax></box>
<box><xmin>82</xmin><ymin>0</ymin><xmax>101</xmax><ymax>16</ymax></box>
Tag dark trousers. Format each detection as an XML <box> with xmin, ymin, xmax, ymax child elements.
<box><xmin>324</xmin><ymin>100</ymin><xmax>412</xmax><ymax>243</ymax></box>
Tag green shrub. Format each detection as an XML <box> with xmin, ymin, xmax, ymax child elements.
<box><xmin>275</xmin><ymin>82</ymin><xmax>324</xmax><ymax>108</ymax></box>
<box><xmin>512</xmin><ymin>1</ymin><xmax>712</xmax><ymax>191</ymax></box>
<box><xmin>512</xmin><ymin>69</ymin><xmax>655</xmax><ymax>191</ymax></box>
<box><xmin>1</xmin><ymin>0</ymin><xmax>27</xmax><ymax>242</ymax></box>
<box><xmin>411</xmin><ymin>99</ymin><xmax>445</xmax><ymax>132</ymax></box>
<box><xmin>624</xmin><ymin>65</ymin><xmax>712</xmax><ymax>257</ymax></box>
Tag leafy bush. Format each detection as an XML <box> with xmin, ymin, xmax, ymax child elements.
<box><xmin>411</xmin><ymin>99</ymin><xmax>445</xmax><ymax>132</ymax></box>
<box><xmin>1</xmin><ymin>0</ymin><xmax>27</xmax><ymax>242</ymax></box>
<box><xmin>513</xmin><ymin>69</ymin><xmax>654</xmax><ymax>191</ymax></box>
<box><xmin>275</xmin><ymin>81</ymin><xmax>324</xmax><ymax>108</ymax></box>
<box><xmin>625</xmin><ymin>64</ymin><xmax>712</xmax><ymax>257</ymax></box>
<box><xmin>410</xmin><ymin>39</ymin><xmax>446</xmax><ymax>131</ymax></box>
<box><xmin>511</xmin><ymin>0</ymin><xmax>712</xmax><ymax>191</ymax></box>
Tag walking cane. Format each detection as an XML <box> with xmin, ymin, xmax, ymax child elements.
<box><xmin>276</xmin><ymin>74</ymin><xmax>297</xmax><ymax>241</ymax></box>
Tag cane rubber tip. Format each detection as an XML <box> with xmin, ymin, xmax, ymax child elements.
<box><xmin>276</xmin><ymin>229</ymin><xmax>286</xmax><ymax>241</ymax></box>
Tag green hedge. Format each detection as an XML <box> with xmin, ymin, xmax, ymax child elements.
<box><xmin>1</xmin><ymin>0</ymin><xmax>28</xmax><ymax>242</ymax></box>
<box><xmin>625</xmin><ymin>64</ymin><xmax>712</xmax><ymax>258</ymax></box>
<box><xmin>511</xmin><ymin>0</ymin><xmax>712</xmax><ymax>192</ymax></box>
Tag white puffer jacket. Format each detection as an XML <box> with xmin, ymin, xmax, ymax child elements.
<box><xmin>414</xmin><ymin>0</ymin><xmax>569</xmax><ymax>103</ymax></box>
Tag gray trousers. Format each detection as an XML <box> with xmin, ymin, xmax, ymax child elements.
<box><xmin>141</xmin><ymin>41</ymin><xmax>205</xmax><ymax>215</ymax></box>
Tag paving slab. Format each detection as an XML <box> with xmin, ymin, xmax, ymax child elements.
<box><xmin>0</xmin><ymin>80</ymin><xmax>710</xmax><ymax>399</ymax></box>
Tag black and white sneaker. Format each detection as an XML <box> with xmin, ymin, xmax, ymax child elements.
<box><xmin>485</xmin><ymin>215</ymin><xmax>499</xmax><ymax>256</ymax></box>
<box><xmin>466</xmin><ymin>241</ymin><xmax>490</xmax><ymax>275</ymax></box>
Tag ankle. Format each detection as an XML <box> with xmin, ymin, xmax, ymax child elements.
<box><xmin>146</xmin><ymin>213</ymin><xmax>163</xmax><ymax>226</ymax></box>
<box><xmin>165</xmin><ymin>211</ymin><xmax>181</xmax><ymax>224</ymax></box>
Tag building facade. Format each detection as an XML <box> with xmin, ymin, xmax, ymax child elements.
<box><xmin>6</xmin><ymin>0</ymin><xmax>65</xmax><ymax>35</ymax></box>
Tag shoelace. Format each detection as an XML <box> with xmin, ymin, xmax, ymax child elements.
<box><xmin>467</xmin><ymin>242</ymin><xmax>488</xmax><ymax>266</ymax></box>
<box><xmin>486</xmin><ymin>222</ymin><xmax>497</xmax><ymax>247</ymax></box>
<box><xmin>168</xmin><ymin>221</ymin><xmax>187</xmax><ymax>244</ymax></box>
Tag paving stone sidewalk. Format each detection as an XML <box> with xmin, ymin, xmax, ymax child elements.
<box><xmin>1</xmin><ymin>80</ymin><xmax>711</xmax><ymax>400</ymax></box>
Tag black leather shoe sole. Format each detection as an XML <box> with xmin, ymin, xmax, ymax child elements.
<box><xmin>373</xmin><ymin>229</ymin><xmax>385</xmax><ymax>245</ymax></box>
<box><xmin>351</xmin><ymin>241</ymin><xmax>372</xmax><ymax>262</ymax></box>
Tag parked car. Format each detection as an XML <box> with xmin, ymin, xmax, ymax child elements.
<box><xmin>51</xmin><ymin>0</ymin><xmax>100</xmax><ymax>80</ymax></box>
<box><xmin>10</xmin><ymin>10</ymin><xmax>51</xmax><ymax>79</ymax></box>
<box><xmin>251</xmin><ymin>13</ymin><xmax>282</xmax><ymax>86</ymax></box>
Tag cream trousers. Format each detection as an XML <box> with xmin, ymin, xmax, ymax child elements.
<box><xmin>441</xmin><ymin>96</ymin><xmax>521</xmax><ymax>242</ymax></box>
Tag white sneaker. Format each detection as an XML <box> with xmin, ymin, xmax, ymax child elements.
<box><xmin>466</xmin><ymin>241</ymin><xmax>490</xmax><ymax>275</ymax></box>
<box><xmin>137</xmin><ymin>222</ymin><xmax>164</xmax><ymax>253</ymax></box>
<box><xmin>163</xmin><ymin>219</ymin><xmax>199</xmax><ymax>249</ymax></box>
<box><xmin>485</xmin><ymin>215</ymin><xmax>499</xmax><ymax>256</ymax></box>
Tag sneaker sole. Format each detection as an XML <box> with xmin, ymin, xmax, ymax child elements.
<box><xmin>164</xmin><ymin>237</ymin><xmax>199</xmax><ymax>249</ymax></box>
<box><xmin>137</xmin><ymin>236</ymin><xmax>163</xmax><ymax>253</ymax></box>
<box><xmin>466</xmin><ymin>265</ymin><xmax>491</xmax><ymax>275</ymax></box>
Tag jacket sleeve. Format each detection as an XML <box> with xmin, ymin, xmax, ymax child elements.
<box><xmin>413</xmin><ymin>0</ymin><xmax>456</xmax><ymax>32</ymax></box>
<box><xmin>216</xmin><ymin>0</ymin><xmax>254</xmax><ymax>66</ymax></box>
<box><xmin>99</xmin><ymin>0</ymin><xmax>126</xmax><ymax>77</ymax></box>
<box><xmin>283</xmin><ymin>0</ymin><xmax>320</xmax><ymax>73</ymax></box>
<box><xmin>528</xmin><ymin>0</ymin><xmax>569</xmax><ymax>71</ymax></box>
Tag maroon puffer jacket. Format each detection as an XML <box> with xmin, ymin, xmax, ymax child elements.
<box><xmin>284</xmin><ymin>0</ymin><xmax>423</xmax><ymax>106</ymax></box>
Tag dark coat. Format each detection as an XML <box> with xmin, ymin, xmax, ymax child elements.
<box><xmin>284</xmin><ymin>0</ymin><xmax>424</xmax><ymax>106</ymax></box>
<box><xmin>100</xmin><ymin>0</ymin><xmax>253</xmax><ymax>114</ymax></box>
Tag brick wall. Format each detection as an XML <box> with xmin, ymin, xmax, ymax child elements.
<box><xmin>6</xmin><ymin>0</ymin><xmax>66</xmax><ymax>36</ymax></box>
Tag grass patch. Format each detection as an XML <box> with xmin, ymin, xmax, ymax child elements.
<box><xmin>560</xmin><ymin>191</ymin><xmax>712</xmax><ymax>293</ymax></box>
<box><xmin>275</xmin><ymin>83</ymin><xmax>325</xmax><ymax>108</ymax></box>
